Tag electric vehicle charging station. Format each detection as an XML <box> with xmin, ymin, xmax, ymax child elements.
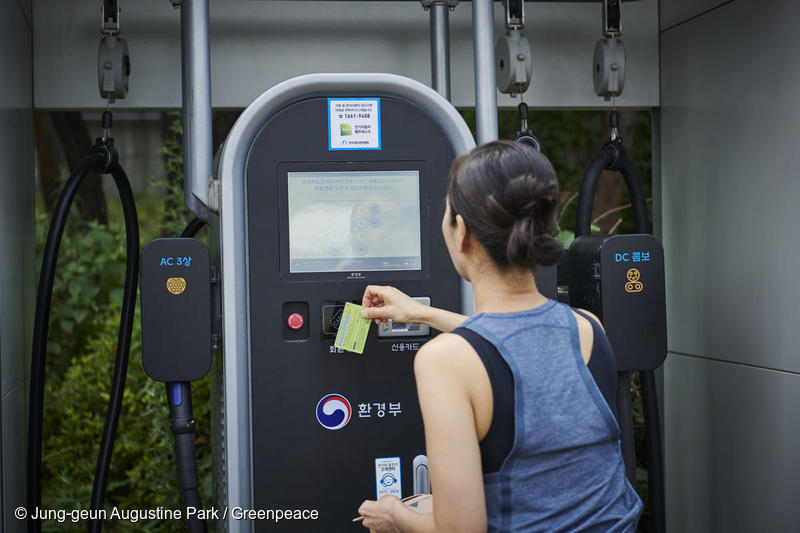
<box><xmin>21</xmin><ymin>1</ymin><xmax>666</xmax><ymax>531</ymax></box>
<box><xmin>211</xmin><ymin>73</ymin><xmax>475</xmax><ymax>530</ymax></box>
<box><xmin>14</xmin><ymin>0</ymin><xmax>800</xmax><ymax>532</ymax></box>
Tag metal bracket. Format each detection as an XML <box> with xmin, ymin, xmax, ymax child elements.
<box><xmin>101</xmin><ymin>0</ymin><xmax>121</xmax><ymax>35</ymax></box>
<box><xmin>514</xmin><ymin>102</ymin><xmax>541</xmax><ymax>151</ymax></box>
<box><xmin>504</xmin><ymin>0</ymin><xmax>524</xmax><ymax>30</ymax></box>
<box><xmin>207</xmin><ymin>178</ymin><xmax>221</xmax><ymax>214</ymax></box>
<box><xmin>420</xmin><ymin>0</ymin><xmax>458</xmax><ymax>10</ymax></box>
<box><xmin>602</xmin><ymin>0</ymin><xmax>621</xmax><ymax>37</ymax></box>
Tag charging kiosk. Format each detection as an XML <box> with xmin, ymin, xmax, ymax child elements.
<box><xmin>211</xmin><ymin>73</ymin><xmax>475</xmax><ymax>531</ymax></box>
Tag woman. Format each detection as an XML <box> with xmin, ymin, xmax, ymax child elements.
<box><xmin>356</xmin><ymin>141</ymin><xmax>641</xmax><ymax>532</ymax></box>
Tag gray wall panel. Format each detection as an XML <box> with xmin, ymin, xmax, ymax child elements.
<box><xmin>34</xmin><ymin>0</ymin><xmax>659</xmax><ymax>109</ymax></box>
<box><xmin>664</xmin><ymin>354</ymin><xmax>800</xmax><ymax>532</ymax></box>
<box><xmin>659</xmin><ymin>0</ymin><xmax>729</xmax><ymax>30</ymax></box>
<box><xmin>0</xmin><ymin>1</ymin><xmax>33</xmax><ymax>530</ymax></box>
<box><xmin>660</xmin><ymin>0</ymin><xmax>800</xmax><ymax>373</ymax></box>
<box><xmin>16</xmin><ymin>0</ymin><xmax>32</xmax><ymax>25</ymax></box>
<box><xmin>1</xmin><ymin>385</ymin><xmax>27</xmax><ymax>531</ymax></box>
<box><xmin>1</xmin><ymin>0</ymin><xmax>34</xmax><ymax>396</ymax></box>
<box><xmin>661</xmin><ymin>1</ymin><xmax>800</xmax><ymax>530</ymax></box>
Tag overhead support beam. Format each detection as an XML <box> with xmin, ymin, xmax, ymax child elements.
<box><xmin>241</xmin><ymin>1</ymin><xmax>641</xmax><ymax>3</ymax></box>
<box><xmin>180</xmin><ymin>0</ymin><xmax>213</xmax><ymax>219</ymax></box>
<box><xmin>472</xmin><ymin>0</ymin><xmax>498</xmax><ymax>144</ymax></box>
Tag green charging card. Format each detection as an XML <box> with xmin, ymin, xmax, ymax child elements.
<box><xmin>334</xmin><ymin>302</ymin><xmax>371</xmax><ymax>354</ymax></box>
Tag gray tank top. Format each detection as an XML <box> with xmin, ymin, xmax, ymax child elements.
<box><xmin>460</xmin><ymin>300</ymin><xmax>642</xmax><ymax>532</ymax></box>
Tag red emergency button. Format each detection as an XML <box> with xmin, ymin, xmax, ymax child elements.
<box><xmin>287</xmin><ymin>313</ymin><xmax>304</xmax><ymax>330</ymax></box>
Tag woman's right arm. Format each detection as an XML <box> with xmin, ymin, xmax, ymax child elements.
<box><xmin>358</xmin><ymin>334</ymin><xmax>489</xmax><ymax>533</ymax></box>
<box><xmin>361</xmin><ymin>285</ymin><xmax>468</xmax><ymax>333</ymax></box>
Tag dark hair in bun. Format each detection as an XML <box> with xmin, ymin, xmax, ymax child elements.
<box><xmin>447</xmin><ymin>140</ymin><xmax>563</xmax><ymax>270</ymax></box>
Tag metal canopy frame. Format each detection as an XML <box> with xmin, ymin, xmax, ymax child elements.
<box><xmin>179</xmin><ymin>0</ymin><xmax>641</xmax><ymax>216</ymax></box>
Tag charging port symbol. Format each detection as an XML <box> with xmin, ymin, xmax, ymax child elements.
<box><xmin>625</xmin><ymin>268</ymin><xmax>643</xmax><ymax>293</ymax></box>
<box><xmin>166</xmin><ymin>277</ymin><xmax>187</xmax><ymax>295</ymax></box>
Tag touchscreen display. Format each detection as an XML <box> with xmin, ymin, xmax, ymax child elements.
<box><xmin>287</xmin><ymin>170</ymin><xmax>422</xmax><ymax>273</ymax></box>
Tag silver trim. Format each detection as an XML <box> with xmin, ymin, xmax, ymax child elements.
<box><xmin>217</xmin><ymin>73</ymin><xmax>475</xmax><ymax>532</ymax></box>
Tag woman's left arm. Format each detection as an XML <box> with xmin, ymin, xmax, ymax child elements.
<box><xmin>358</xmin><ymin>334</ymin><xmax>488</xmax><ymax>533</ymax></box>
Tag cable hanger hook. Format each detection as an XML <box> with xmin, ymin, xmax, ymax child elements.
<box><xmin>97</xmin><ymin>0</ymin><xmax>130</xmax><ymax>141</ymax></box>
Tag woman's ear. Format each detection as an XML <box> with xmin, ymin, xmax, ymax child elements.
<box><xmin>455</xmin><ymin>214</ymin><xmax>470</xmax><ymax>254</ymax></box>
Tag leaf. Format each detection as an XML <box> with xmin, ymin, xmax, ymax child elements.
<box><xmin>555</xmin><ymin>230</ymin><xmax>575</xmax><ymax>248</ymax></box>
<box><xmin>73</xmin><ymin>308</ymin><xmax>89</xmax><ymax>324</ymax></box>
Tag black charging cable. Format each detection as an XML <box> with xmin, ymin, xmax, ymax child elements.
<box><xmin>28</xmin><ymin>132</ymin><xmax>139</xmax><ymax>533</ymax></box>
<box><xmin>574</xmin><ymin>121</ymin><xmax>665</xmax><ymax>533</ymax></box>
<box><xmin>166</xmin><ymin>381</ymin><xmax>206</xmax><ymax>533</ymax></box>
<box><xmin>165</xmin><ymin>217</ymin><xmax>208</xmax><ymax>533</ymax></box>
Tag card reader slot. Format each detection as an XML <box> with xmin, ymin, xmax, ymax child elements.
<box><xmin>377</xmin><ymin>296</ymin><xmax>431</xmax><ymax>338</ymax></box>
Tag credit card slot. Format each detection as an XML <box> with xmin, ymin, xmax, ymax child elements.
<box><xmin>377</xmin><ymin>296</ymin><xmax>431</xmax><ymax>338</ymax></box>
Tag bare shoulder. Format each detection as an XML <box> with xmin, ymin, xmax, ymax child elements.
<box><xmin>571</xmin><ymin>308</ymin><xmax>605</xmax><ymax>332</ymax></box>
<box><xmin>415</xmin><ymin>332</ymin><xmax>473</xmax><ymax>364</ymax></box>
<box><xmin>414</xmin><ymin>332</ymin><xmax>479</xmax><ymax>377</ymax></box>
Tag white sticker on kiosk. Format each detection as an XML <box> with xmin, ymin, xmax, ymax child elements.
<box><xmin>328</xmin><ymin>98</ymin><xmax>381</xmax><ymax>150</ymax></box>
<box><xmin>375</xmin><ymin>457</ymin><xmax>402</xmax><ymax>499</ymax></box>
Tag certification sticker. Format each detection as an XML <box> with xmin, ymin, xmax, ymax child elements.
<box><xmin>328</xmin><ymin>98</ymin><xmax>381</xmax><ymax>150</ymax></box>
<box><xmin>334</xmin><ymin>302</ymin><xmax>371</xmax><ymax>354</ymax></box>
<box><xmin>375</xmin><ymin>457</ymin><xmax>402</xmax><ymax>499</ymax></box>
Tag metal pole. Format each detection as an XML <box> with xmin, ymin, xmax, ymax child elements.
<box><xmin>471</xmin><ymin>0</ymin><xmax>498</xmax><ymax>144</ymax></box>
<box><xmin>430</xmin><ymin>2</ymin><xmax>451</xmax><ymax>101</ymax></box>
<box><xmin>181</xmin><ymin>0</ymin><xmax>213</xmax><ymax>219</ymax></box>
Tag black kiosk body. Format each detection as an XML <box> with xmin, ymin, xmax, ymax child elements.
<box><xmin>211</xmin><ymin>74</ymin><xmax>475</xmax><ymax>532</ymax></box>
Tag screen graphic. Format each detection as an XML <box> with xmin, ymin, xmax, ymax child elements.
<box><xmin>287</xmin><ymin>170</ymin><xmax>422</xmax><ymax>273</ymax></box>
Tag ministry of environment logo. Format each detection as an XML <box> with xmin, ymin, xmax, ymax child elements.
<box><xmin>316</xmin><ymin>393</ymin><xmax>352</xmax><ymax>430</ymax></box>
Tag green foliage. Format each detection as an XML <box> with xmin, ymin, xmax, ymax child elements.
<box><xmin>38</xmin><ymin>113</ymin><xmax>211</xmax><ymax>532</ymax></box>
<box><xmin>155</xmin><ymin>114</ymin><xmax>194</xmax><ymax>238</ymax></box>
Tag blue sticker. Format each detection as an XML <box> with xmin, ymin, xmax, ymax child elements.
<box><xmin>375</xmin><ymin>457</ymin><xmax>401</xmax><ymax>499</ymax></box>
<box><xmin>328</xmin><ymin>98</ymin><xmax>381</xmax><ymax>151</ymax></box>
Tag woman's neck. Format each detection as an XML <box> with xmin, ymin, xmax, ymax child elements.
<box><xmin>470</xmin><ymin>265</ymin><xmax>549</xmax><ymax>314</ymax></box>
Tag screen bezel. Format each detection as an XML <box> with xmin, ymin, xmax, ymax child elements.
<box><xmin>277</xmin><ymin>161</ymin><xmax>431</xmax><ymax>283</ymax></box>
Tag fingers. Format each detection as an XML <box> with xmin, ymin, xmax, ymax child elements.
<box><xmin>361</xmin><ymin>305</ymin><xmax>390</xmax><ymax>320</ymax></box>
<box><xmin>362</xmin><ymin>286</ymin><xmax>394</xmax><ymax>324</ymax></box>
<box><xmin>362</xmin><ymin>285</ymin><xmax>390</xmax><ymax>307</ymax></box>
<box><xmin>358</xmin><ymin>499</ymin><xmax>371</xmax><ymax>515</ymax></box>
<box><xmin>362</xmin><ymin>286</ymin><xmax>377</xmax><ymax>308</ymax></box>
<box><xmin>358</xmin><ymin>500</ymin><xmax>375</xmax><ymax>526</ymax></box>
